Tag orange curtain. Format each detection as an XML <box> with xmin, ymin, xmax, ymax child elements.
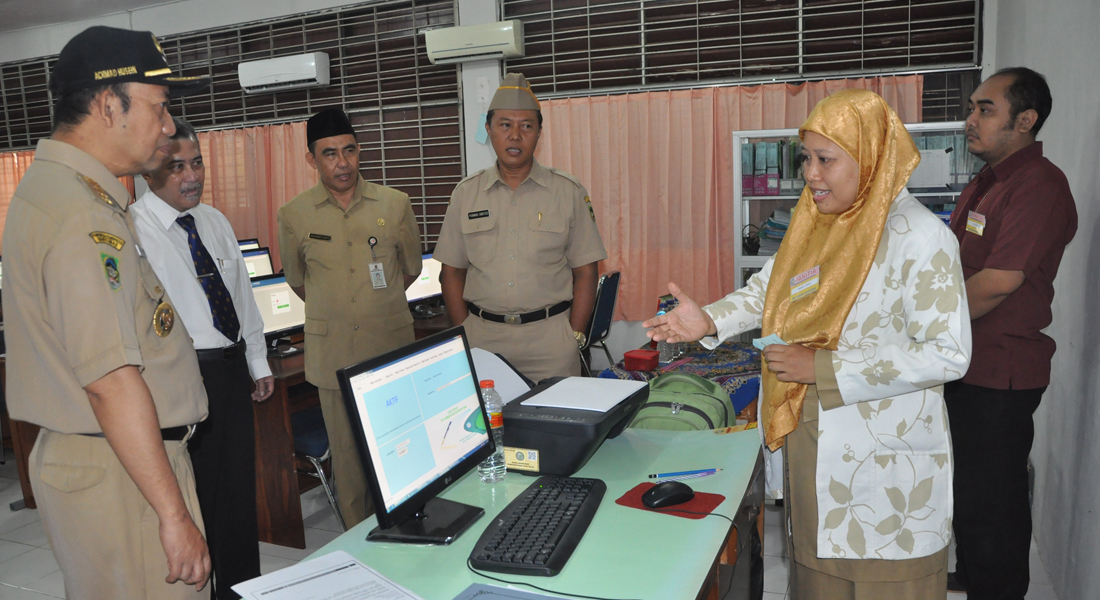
<box><xmin>0</xmin><ymin>150</ymin><xmax>35</xmax><ymax>251</ymax></box>
<box><xmin>535</xmin><ymin>75</ymin><xmax>923</xmax><ymax>322</ymax></box>
<box><xmin>197</xmin><ymin>121</ymin><xmax>315</xmax><ymax>272</ymax></box>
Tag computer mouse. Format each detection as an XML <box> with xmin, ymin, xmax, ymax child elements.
<box><xmin>642</xmin><ymin>481</ymin><xmax>695</xmax><ymax>509</ymax></box>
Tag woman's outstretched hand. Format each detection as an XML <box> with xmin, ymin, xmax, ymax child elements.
<box><xmin>642</xmin><ymin>282</ymin><xmax>718</xmax><ymax>343</ymax></box>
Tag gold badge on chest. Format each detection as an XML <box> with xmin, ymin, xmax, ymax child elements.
<box><xmin>377</xmin><ymin>218</ymin><xmax>386</xmax><ymax>227</ymax></box>
<box><xmin>153</xmin><ymin>301</ymin><xmax>175</xmax><ymax>337</ymax></box>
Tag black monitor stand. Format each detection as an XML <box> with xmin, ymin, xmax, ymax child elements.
<box><xmin>366</xmin><ymin>497</ymin><xmax>484</xmax><ymax>545</ymax></box>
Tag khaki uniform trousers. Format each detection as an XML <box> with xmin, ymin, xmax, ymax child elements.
<box><xmin>318</xmin><ymin>387</ymin><xmax>373</xmax><ymax>527</ymax></box>
<box><xmin>786</xmin><ymin>388</ymin><xmax>947</xmax><ymax>600</ymax></box>
<box><xmin>29</xmin><ymin>430</ymin><xmax>207</xmax><ymax>600</ymax></box>
<box><xmin>464</xmin><ymin>310</ymin><xmax>581</xmax><ymax>384</ymax></box>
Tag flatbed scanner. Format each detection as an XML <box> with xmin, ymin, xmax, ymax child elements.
<box><xmin>501</xmin><ymin>377</ymin><xmax>648</xmax><ymax>476</ymax></box>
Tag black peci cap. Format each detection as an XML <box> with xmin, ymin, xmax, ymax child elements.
<box><xmin>50</xmin><ymin>26</ymin><xmax>210</xmax><ymax>97</ymax></box>
<box><xmin>307</xmin><ymin>108</ymin><xmax>356</xmax><ymax>148</ymax></box>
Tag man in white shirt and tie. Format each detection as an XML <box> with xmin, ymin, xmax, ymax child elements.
<box><xmin>133</xmin><ymin>117</ymin><xmax>273</xmax><ymax>600</ymax></box>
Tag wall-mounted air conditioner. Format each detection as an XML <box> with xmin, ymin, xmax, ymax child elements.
<box><xmin>425</xmin><ymin>20</ymin><xmax>524</xmax><ymax>65</ymax></box>
<box><xmin>237</xmin><ymin>52</ymin><xmax>330</xmax><ymax>94</ymax></box>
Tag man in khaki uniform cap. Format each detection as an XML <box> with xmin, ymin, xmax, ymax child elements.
<box><xmin>278</xmin><ymin>108</ymin><xmax>422</xmax><ymax>528</ymax></box>
<box><xmin>1</xmin><ymin>26</ymin><xmax>212</xmax><ymax>599</ymax></box>
<box><xmin>435</xmin><ymin>73</ymin><xmax>606</xmax><ymax>383</ymax></box>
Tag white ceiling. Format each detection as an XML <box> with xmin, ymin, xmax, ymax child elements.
<box><xmin>0</xmin><ymin>0</ymin><xmax>177</xmax><ymax>34</ymax></box>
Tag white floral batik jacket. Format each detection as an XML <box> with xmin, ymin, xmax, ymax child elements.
<box><xmin>702</xmin><ymin>190</ymin><xmax>971</xmax><ymax>561</ymax></box>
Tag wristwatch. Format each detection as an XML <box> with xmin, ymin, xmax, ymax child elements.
<box><xmin>574</xmin><ymin>330</ymin><xmax>587</xmax><ymax>348</ymax></box>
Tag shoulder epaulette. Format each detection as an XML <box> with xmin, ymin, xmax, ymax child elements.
<box><xmin>546</xmin><ymin>167</ymin><xmax>585</xmax><ymax>189</ymax></box>
<box><xmin>456</xmin><ymin>168</ymin><xmax>487</xmax><ymax>187</ymax></box>
<box><xmin>77</xmin><ymin>174</ymin><xmax>122</xmax><ymax>210</ymax></box>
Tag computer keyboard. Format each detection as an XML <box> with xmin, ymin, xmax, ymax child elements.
<box><xmin>469</xmin><ymin>476</ymin><xmax>606</xmax><ymax>576</ymax></box>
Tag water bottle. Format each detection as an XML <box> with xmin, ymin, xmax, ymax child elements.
<box><xmin>477</xmin><ymin>380</ymin><xmax>507</xmax><ymax>483</ymax></box>
<box><xmin>656</xmin><ymin>310</ymin><xmax>675</xmax><ymax>364</ymax></box>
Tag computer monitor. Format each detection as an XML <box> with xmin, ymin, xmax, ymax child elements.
<box><xmin>405</xmin><ymin>254</ymin><xmax>443</xmax><ymax>303</ymax></box>
<box><xmin>337</xmin><ymin>327</ymin><xmax>494</xmax><ymax>544</ymax></box>
<box><xmin>242</xmin><ymin>247</ymin><xmax>274</xmax><ymax>279</ymax></box>
<box><xmin>250</xmin><ymin>274</ymin><xmax>306</xmax><ymax>347</ymax></box>
<box><xmin>238</xmin><ymin>238</ymin><xmax>260</xmax><ymax>251</ymax></box>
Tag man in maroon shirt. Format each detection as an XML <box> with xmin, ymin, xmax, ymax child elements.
<box><xmin>946</xmin><ymin>67</ymin><xmax>1077</xmax><ymax>600</ymax></box>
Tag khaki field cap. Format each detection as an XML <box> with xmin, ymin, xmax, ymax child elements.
<box><xmin>488</xmin><ymin>73</ymin><xmax>541</xmax><ymax>111</ymax></box>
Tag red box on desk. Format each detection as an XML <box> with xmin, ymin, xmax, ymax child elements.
<box><xmin>623</xmin><ymin>349</ymin><xmax>659</xmax><ymax>371</ymax></box>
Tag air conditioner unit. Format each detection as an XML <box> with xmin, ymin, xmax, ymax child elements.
<box><xmin>237</xmin><ymin>52</ymin><xmax>330</xmax><ymax>94</ymax></box>
<box><xmin>425</xmin><ymin>20</ymin><xmax>524</xmax><ymax>65</ymax></box>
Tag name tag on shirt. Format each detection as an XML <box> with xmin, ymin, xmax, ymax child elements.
<box><xmin>308</xmin><ymin>233</ymin><xmax>332</xmax><ymax>241</ymax></box>
<box><xmin>966</xmin><ymin>211</ymin><xmax>986</xmax><ymax>236</ymax></box>
<box><xmin>369</xmin><ymin>262</ymin><xmax>387</xmax><ymax>289</ymax></box>
<box><xmin>790</xmin><ymin>266</ymin><xmax>820</xmax><ymax>303</ymax></box>
<box><xmin>468</xmin><ymin>210</ymin><xmax>490</xmax><ymax>220</ymax></box>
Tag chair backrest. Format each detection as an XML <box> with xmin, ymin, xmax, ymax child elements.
<box><xmin>584</xmin><ymin>271</ymin><xmax>620</xmax><ymax>349</ymax></box>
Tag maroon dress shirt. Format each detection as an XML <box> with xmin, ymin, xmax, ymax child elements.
<box><xmin>948</xmin><ymin>142</ymin><xmax>1077</xmax><ymax>390</ymax></box>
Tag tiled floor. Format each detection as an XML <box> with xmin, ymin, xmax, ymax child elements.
<box><xmin>759</xmin><ymin>500</ymin><xmax>1060</xmax><ymax>600</ymax></box>
<box><xmin>0</xmin><ymin>451</ymin><xmax>1065</xmax><ymax>599</ymax></box>
<box><xmin>0</xmin><ymin>448</ymin><xmax>341</xmax><ymax>599</ymax></box>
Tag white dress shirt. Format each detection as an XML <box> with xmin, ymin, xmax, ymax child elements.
<box><xmin>132</xmin><ymin>190</ymin><xmax>272</xmax><ymax>381</ymax></box>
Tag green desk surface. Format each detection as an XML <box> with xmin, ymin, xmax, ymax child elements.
<box><xmin>312</xmin><ymin>428</ymin><xmax>762</xmax><ymax>600</ymax></box>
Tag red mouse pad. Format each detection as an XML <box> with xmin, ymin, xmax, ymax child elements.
<box><xmin>615</xmin><ymin>482</ymin><xmax>726</xmax><ymax>520</ymax></box>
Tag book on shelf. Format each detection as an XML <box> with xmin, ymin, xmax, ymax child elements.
<box><xmin>741</xmin><ymin>142</ymin><xmax>754</xmax><ymax>196</ymax></box>
<box><xmin>753</xmin><ymin>141</ymin><xmax>768</xmax><ymax>196</ymax></box>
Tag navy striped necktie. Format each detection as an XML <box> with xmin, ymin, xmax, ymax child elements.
<box><xmin>176</xmin><ymin>214</ymin><xmax>240</xmax><ymax>343</ymax></box>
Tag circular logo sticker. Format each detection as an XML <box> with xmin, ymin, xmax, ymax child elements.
<box><xmin>153</xmin><ymin>301</ymin><xmax>175</xmax><ymax>337</ymax></box>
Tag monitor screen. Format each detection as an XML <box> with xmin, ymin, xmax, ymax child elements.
<box><xmin>250</xmin><ymin>274</ymin><xmax>305</xmax><ymax>337</ymax></box>
<box><xmin>238</xmin><ymin>238</ymin><xmax>260</xmax><ymax>251</ymax></box>
<box><xmin>338</xmin><ymin>328</ymin><xmax>494</xmax><ymax>533</ymax></box>
<box><xmin>242</xmin><ymin>247</ymin><xmax>274</xmax><ymax>279</ymax></box>
<box><xmin>405</xmin><ymin>254</ymin><xmax>443</xmax><ymax>303</ymax></box>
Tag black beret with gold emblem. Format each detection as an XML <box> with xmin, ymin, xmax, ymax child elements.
<box><xmin>50</xmin><ymin>26</ymin><xmax>210</xmax><ymax>97</ymax></box>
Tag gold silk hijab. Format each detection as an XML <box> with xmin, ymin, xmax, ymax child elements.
<box><xmin>759</xmin><ymin>89</ymin><xmax>920</xmax><ymax>451</ymax></box>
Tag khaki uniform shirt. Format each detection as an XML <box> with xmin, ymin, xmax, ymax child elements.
<box><xmin>434</xmin><ymin>160</ymin><xmax>606</xmax><ymax>313</ymax></box>
<box><xmin>1</xmin><ymin>140</ymin><xmax>208</xmax><ymax>433</ymax></box>
<box><xmin>278</xmin><ymin>178</ymin><xmax>421</xmax><ymax>389</ymax></box>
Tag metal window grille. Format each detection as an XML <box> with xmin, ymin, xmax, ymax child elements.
<box><xmin>0</xmin><ymin>0</ymin><xmax>462</xmax><ymax>252</ymax></box>
<box><xmin>503</xmin><ymin>0</ymin><xmax>979</xmax><ymax>96</ymax></box>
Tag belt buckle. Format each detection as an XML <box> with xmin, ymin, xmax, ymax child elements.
<box><xmin>504</xmin><ymin>314</ymin><xmax>522</xmax><ymax>325</ymax></box>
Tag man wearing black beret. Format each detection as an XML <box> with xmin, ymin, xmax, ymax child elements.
<box><xmin>277</xmin><ymin>108</ymin><xmax>422</xmax><ymax>528</ymax></box>
<box><xmin>2</xmin><ymin>25</ymin><xmax>213</xmax><ymax>598</ymax></box>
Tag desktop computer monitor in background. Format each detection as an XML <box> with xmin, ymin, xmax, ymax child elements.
<box><xmin>242</xmin><ymin>247</ymin><xmax>274</xmax><ymax>279</ymax></box>
<box><xmin>238</xmin><ymin>238</ymin><xmax>260</xmax><ymax>251</ymax></box>
<box><xmin>405</xmin><ymin>254</ymin><xmax>443</xmax><ymax>303</ymax></box>
<box><xmin>250</xmin><ymin>274</ymin><xmax>306</xmax><ymax>347</ymax></box>
<box><xmin>337</xmin><ymin>327</ymin><xmax>494</xmax><ymax>544</ymax></box>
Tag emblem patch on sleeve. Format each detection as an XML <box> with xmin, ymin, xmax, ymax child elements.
<box><xmin>90</xmin><ymin>231</ymin><xmax>125</xmax><ymax>250</ymax></box>
<box><xmin>101</xmin><ymin>253</ymin><xmax>121</xmax><ymax>290</ymax></box>
<box><xmin>153</xmin><ymin>301</ymin><xmax>175</xmax><ymax>337</ymax></box>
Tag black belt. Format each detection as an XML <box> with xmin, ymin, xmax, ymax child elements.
<box><xmin>82</xmin><ymin>424</ymin><xmax>195</xmax><ymax>441</ymax></box>
<box><xmin>466</xmin><ymin>300</ymin><xmax>571</xmax><ymax>325</ymax></box>
<box><xmin>196</xmin><ymin>339</ymin><xmax>245</xmax><ymax>362</ymax></box>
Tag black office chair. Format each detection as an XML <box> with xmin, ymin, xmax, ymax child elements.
<box><xmin>579</xmin><ymin>271</ymin><xmax>620</xmax><ymax>377</ymax></box>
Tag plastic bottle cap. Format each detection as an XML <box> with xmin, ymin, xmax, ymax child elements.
<box><xmin>479</xmin><ymin>380</ymin><xmax>495</xmax><ymax>388</ymax></box>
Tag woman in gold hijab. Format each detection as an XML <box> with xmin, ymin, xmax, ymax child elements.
<box><xmin>646</xmin><ymin>89</ymin><xmax>971</xmax><ymax>599</ymax></box>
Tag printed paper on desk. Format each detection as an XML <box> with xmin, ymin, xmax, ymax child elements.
<box><xmin>451</xmin><ymin>582</ymin><xmax>571</xmax><ymax>599</ymax></box>
<box><xmin>231</xmin><ymin>550</ymin><xmax>424</xmax><ymax>600</ymax></box>
<box><xmin>521</xmin><ymin>377</ymin><xmax>645</xmax><ymax>413</ymax></box>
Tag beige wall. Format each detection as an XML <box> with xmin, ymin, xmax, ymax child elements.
<box><xmin>988</xmin><ymin>1</ymin><xmax>1100</xmax><ymax>598</ymax></box>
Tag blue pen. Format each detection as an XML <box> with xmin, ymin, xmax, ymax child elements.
<box><xmin>648</xmin><ymin>468</ymin><xmax>721</xmax><ymax>479</ymax></box>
